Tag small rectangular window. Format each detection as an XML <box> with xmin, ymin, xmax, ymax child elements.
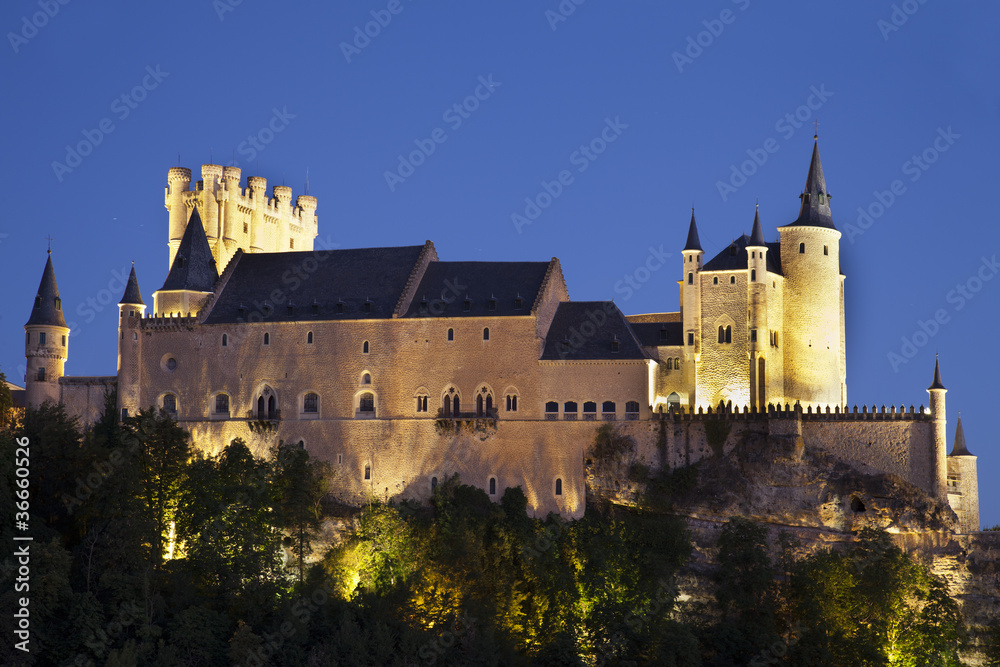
<box><xmin>687</xmin><ymin>332</ymin><xmax>694</xmax><ymax>345</ymax></box>
<box><xmin>750</xmin><ymin>329</ymin><xmax>757</xmax><ymax>343</ymax></box>
<box><xmin>39</xmin><ymin>332</ymin><xmax>46</xmax><ymax>345</ymax></box>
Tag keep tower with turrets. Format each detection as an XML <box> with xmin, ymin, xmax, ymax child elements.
<box><xmin>165</xmin><ymin>164</ymin><xmax>319</xmax><ymax>273</ymax></box>
<box><xmin>23</xmin><ymin>249</ymin><xmax>70</xmax><ymax>406</ymax></box>
<box><xmin>680</xmin><ymin>210</ymin><xmax>704</xmax><ymax>405</ymax></box>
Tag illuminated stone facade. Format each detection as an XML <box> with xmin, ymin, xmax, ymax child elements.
<box><xmin>21</xmin><ymin>143</ymin><xmax>980</xmax><ymax>529</ymax></box>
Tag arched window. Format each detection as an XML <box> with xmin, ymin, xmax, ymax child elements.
<box><xmin>222</xmin><ymin>334</ymin><xmax>228</xmax><ymax>347</ymax></box>
<box><xmin>675</xmin><ymin>357</ymin><xmax>681</xmax><ymax>368</ymax></box>
<box><xmin>364</xmin><ymin>464</ymin><xmax>371</xmax><ymax>480</ymax></box>
<box><xmin>307</xmin><ymin>331</ymin><xmax>313</xmax><ymax>344</ymax></box>
<box><xmin>545</xmin><ymin>401</ymin><xmax>559</xmax><ymax>419</ymax></box>
<box><xmin>625</xmin><ymin>401</ymin><xmax>640</xmax><ymax>419</ymax></box>
<box><xmin>555</xmin><ymin>478</ymin><xmax>563</xmax><ymax>496</ymax></box>
<box><xmin>718</xmin><ymin>326</ymin><xmax>725</xmax><ymax>344</ymax></box>
<box><xmin>263</xmin><ymin>332</ymin><xmax>270</xmax><ymax>345</ymax></box>
<box><xmin>799</xmin><ymin>242</ymin><xmax>805</xmax><ymax>254</ymax></box>
<box><xmin>687</xmin><ymin>272</ymin><xmax>693</xmax><ymax>284</ymax></box>
<box><xmin>564</xmin><ymin>401</ymin><xmax>578</xmax><ymax>420</ymax></box>
<box><xmin>362</xmin><ymin>373</ymin><xmax>371</xmax><ymax>385</ymax></box>
<box><xmin>215</xmin><ymin>394</ymin><xmax>229</xmax><ymax>414</ymax></box>
<box><xmin>666</xmin><ymin>358</ymin><xmax>673</xmax><ymax>370</ymax></box>
<box><xmin>163</xmin><ymin>393</ymin><xmax>177</xmax><ymax>414</ymax></box>
<box><xmin>359</xmin><ymin>392</ymin><xmax>375</xmax><ymax>414</ymax></box>
<box><xmin>730</xmin><ymin>276</ymin><xmax>736</xmax><ymax>284</ymax></box>
<box><xmin>489</xmin><ymin>477</ymin><xmax>496</xmax><ymax>495</ymax></box>
<box><xmin>477</xmin><ymin>394</ymin><xmax>484</xmax><ymax>416</ymax></box>
<box><xmin>506</xmin><ymin>394</ymin><xmax>518</xmax><ymax>412</ymax></box>
<box><xmin>453</xmin><ymin>394</ymin><xmax>460</xmax><ymax>415</ymax></box>
<box><xmin>483</xmin><ymin>327</ymin><xmax>490</xmax><ymax>341</ymax></box>
<box><xmin>431</xmin><ymin>476</ymin><xmax>438</xmax><ymax>490</ymax></box>
<box><xmin>713</xmin><ymin>276</ymin><xmax>719</xmax><ymax>284</ymax></box>
<box><xmin>583</xmin><ymin>401</ymin><xmax>597</xmax><ymax>420</ymax></box>
<box><xmin>602</xmin><ymin>401</ymin><xmax>616</xmax><ymax>418</ymax></box>
<box><xmin>303</xmin><ymin>392</ymin><xmax>319</xmax><ymax>413</ymax></box>
<box><xmin>267</xmin><ymin>395</ymin><xmax>277</xmax><ymax>419</ymax></box>
<box><xmin>447</xmin><ymin>328</ymin><xmax>454</xmax><ymax>341</ymax></box>
<box><xmin>363</xmin><ymin>340</ymin><xmax>369</xmax><ymax>354</ymax></box>
<box><xmin>725</xmin><ymin>326</ymin><xmax>732</xmax><ymax>344</ymax></box>
<box><xmin>750</xmin><ymin>269</ymin><xmax>756</xmax><ymax>281</ymax></box>
<box><xmin>257</xmin><ymin>395</ymin><xmax>265</xmax><ymax>419</ymax></box>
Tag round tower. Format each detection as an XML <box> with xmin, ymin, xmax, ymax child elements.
<box><xmin>24</xmin><ymin>250</ymin><xmax>70</xmax><ymax>407</ymax></box>
<box><xmin>166</xmin><ymin>167</ymin><xmax>192</xmax><ymax>269</ymax></box>
<box><xmin>117</xmin><ymin>263</ymin><xmax>146</xmax><ymax>420</ymax></box>
<box><xmin>746</xmin><ymin>206</ymin><xmax>769</xmax><ymax>411</ymax></box>
<box><xmin>947</xmin><ymin>412</ymin><xmax>979</xmax><ymax>532</ymax></box>
<box><xmin>680</xmin><ymin>209</ymin><xmax>703</xmax><ymax>408</ymax></box>
<box><xmin>201</xmin><ymin>164</ymin><xmax>224</xmax><ymax>247</ymax></box>
<box><xmin>927</xmin><ymin>355</ymin><xmax>948</xmax><ymax>498</ymax></box>
<box><xmin>247</xmin><ymin>176</ymin><xmax>267</xmax><ymax>253</ymax></box>
<box><xmin>778</xmin><ymin>137</ymin><xmax>844</xmax><ymax>409</ymax></box>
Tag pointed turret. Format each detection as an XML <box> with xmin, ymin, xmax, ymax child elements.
<box><xmin>25</xmin><ymin>251</ymin><xmax>67</xmax><ymax>328</ymax></box>
<box><xmin>118</xmin><ymin>263</ymin><xmax>145</xmax><ymax>306</ymax></box>
<box><xmin>160</xmin><ymin>208</ymin><xmax>219</xmax><ymax>293</ymax></box>
<box><xmin>950</xmin><ymin>413</ymin><xmax>972</xmax><ymax>456</ymax></box>
<box><xmin>928</xmin><ymin>354</ymin><xmax>945</xmax><ymax>390</ymax></box>
<box><xmin>748</xmin><ymin>205</ymin><xmax>766</xmax><ymax>247</ymax></box>
<box><xmin>683</xmin><ymin>209</ymin><xmax>703</xmax><ymax>251</ymax></box>
<box><xmin>790</xmin><ymin>136</ymin><xmax>835</xmax><ymax>229</ymax></box>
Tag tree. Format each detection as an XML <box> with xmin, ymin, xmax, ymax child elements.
<box><xmin>271</xmin><ymin>443</ymin><xmax>331</xmax><ymax>585</ymax></box>
<box><xmin>0</xmin><ymin>368</ymin><xmax>13</xmax><ymax>430</ymax></box>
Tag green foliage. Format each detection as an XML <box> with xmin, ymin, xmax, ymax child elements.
<box><xmin>0</xmin><ymin>368</ymin><xmax>13</xmax><ymax>430</ymax></box>
<box><xmin>591</xmin><ymin>423</ymin><xmax>636</xmax><ymax>463</ymax></box>
<box><xmin>271</xmin><ymin>442</ymin><xmax>332</xmax><ymax>583</ymax></box>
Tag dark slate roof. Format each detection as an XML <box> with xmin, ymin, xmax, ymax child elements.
<box><xmin>630</xmin><ymin>321</ymin><xmax>684</xmax><ymax>347</ymax></box>
<box><xmin>202</xmin><ymin>245</ymin><xmax>426</xmax><ymax>323</ymax></box>
<box><xmin>683</xmin><ymin>210</ymin><xmax>703</xmax><ymax>252</ymax></box>
<box><xmin>160</xmin><ymin>209</ymin><xmax>219</xmax><ymax>292</ymax></box>
<box><xmin>118</xmin><ymin>264</ymin><xmax>145</xmax><ymax>306</ymax></box>
<box><xmin>703</xmin><ymin>235</ymin><xmax>782</xmax><ymax>275</ymax></box>
<box><xmin>949</xmin><ymin>414</ymin><xmax>972</xmax><ymax>456</ymax></box>
<box><xmin>748</xmin><ymin>207</ymin><xmax>766</xmax><ymax>246</ymax></box>
<box><xmin>541</xmin><ymin>301</ymin><xmax>648</xmax><ymax>361</ymax></box>
<box><xmin>26</xmin><ymin>252</ymin><xmax>67</xmax><ymax>327</ymax></box>
<box><xmin>928</xmin><ymin>355</ymin><xmax>945</xmax><ymax>390</ymax></box>
<box><xmin>788</xmin><ymin>139</ymin><xmax>836</xmax><ymax>230</ymax></box>
<box><xmin>403</xmin><ymin>261</ymin><xmax>551</xmax><ymax>318</ymax></box>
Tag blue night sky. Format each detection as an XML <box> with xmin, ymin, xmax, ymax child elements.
<box><xmin>1</xmin><ymin>1</ymin><xmax>997</xmax><ymax>525</ymax></box>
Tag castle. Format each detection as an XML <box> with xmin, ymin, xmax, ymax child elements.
<box><xmin>22</xmin><ymin>139</ymin><xmax>980</xmax><ymax>530</ymax></box>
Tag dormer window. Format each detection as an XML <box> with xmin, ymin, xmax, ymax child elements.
<box><xmin>611</xmin><ymin>336</ymin><xmax>620</xmax><ymax>353</ymax></box>
<box><xmin>336</xmin><ymin>301</ymin><xmax>345</xmax><ymax>314</ymax></box>
<box><xmin>311</xmin><ymin>301</ymin><xmax>320</xmax><ymax>315</ymax></box>
<box><xmin>513</xmin><ymin>296</ymin><xmax>524</xmax><ymax>310</ymax></box>
<box><xmin>419</xmin><ymin>298</ymin><xmax>429</xmax><ymax>315</ymax></box>
<box><xmin>659</xmin><ymin>328</ymin><xmax>668</xmax><ymax>342</ymax></box>
<box><xmin>729</xmin><ymin>245</ymin><xmax>738</xmax><ymax>256</ymax></box>
<box><xmin>238</xmin><ymin>305</ymin><xmax>248</xmax><ymax>318</ymax></box>
<box><xmin>54</xmin><ymin>297</ymin><xmax>61</xmax><ymax>311</ymax></box>
<box><xmin>363</xmin><ymin>300</ymin><xmax>372</xmax><ymax>314</ymax></box>
<box><xmin>463</xmin><ymin>299</ymin><xmax>472</xmax><ymax>312</ymax></box>
<box><xmin>488</xmin><ymin>298</ymin><xmax>497</xmax><ymax>311</ymax></box>
<box><xmin>286</xmin><ymin>304</ymin><xmax>295</xmax><ymax>316</ymax></box>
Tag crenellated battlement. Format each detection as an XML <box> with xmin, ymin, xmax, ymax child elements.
<box><xmin>164</xmin><ymin>164</ymin><xmax>319</xmax><ymax>270</ymax></box>
<box><xmin>658</xmin><ymin>401</ymin><xmax>934</xmax><ymax>422</ymax></box>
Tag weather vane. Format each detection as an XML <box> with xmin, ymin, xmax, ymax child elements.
<box><xmin>45</xmin><ymin>234</ymin><xmax>54</xmax><ymax>253</ymax></box>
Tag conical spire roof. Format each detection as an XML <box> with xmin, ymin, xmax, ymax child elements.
<box><xmin>790</xmin><ymin>137</ymin><xmax>836</xmax><ymax>230</ymax></box>
<box><xmin>928</xmin><ymin>355</ymin><xmax>946</xmax><ymax>390</ymax></box>
<box><xmin>160</xmin><ymin>209</ymin><xmax>219</xmax><ymax>292</ymax></box>
<box><xmin>949</xmin><ymin>413</ymin><xmax>973</xmax><ymax>456</ymax></box>
<box><xmin>26</xmin><ymin>251</ymin><xmax>67</xmax><ymax>328</ymax></box>
<box><xmin>683</xmin><ymin>209</ymin><xmax>703</xmax><ymax>252</ymax></box>
<box><xmin>119</xmin><ymin>263</ymin><xmax>145</xmax><ymax>306</ymax></box>
<box><xmin>748</xmin><ymin>205</ymin><xmax>766</xmax><ymax>247</ymax></box>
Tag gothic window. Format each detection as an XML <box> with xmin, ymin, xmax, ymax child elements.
<box><xmin>431</xmin><ymin>476</ymin><xmax>438</xmax><ymax>490</ymax></box>
<box><xmin>666</xmin><ymin>358</ymin><xmax>673</xmax><ymax>370</ymax></box>
<box><xmin>163</xmin><ymin>393</ymin><xmax>177</xmax><ymax>414</ymax></box>
<box><xmin>215</xmin><ymin>394</ymin><xmax>229</xmax><ymax>414</ymax></box>
<box><xmin>257</xmin><ymin>396</ymin><xmax>265</xmax><ymax>419</ymax></box>
<box><xmin>447</xmin><ymin>328</ymin><xmax>454</xmax><ymax>341</ymax></box>
<box><xmin>416</xmin><ymin>395</ymin><xmax>428</xmax><ymax>412</ymax></box>
<box><xmin>799</xmin><ymin>242</ymin><xmax>806</xmax><ymax>254</ymax></box>
<box><xmin>555</xmin><ymin>478</ymin><xmax>563</xmax><ymax>496</ymax></box>
<box><xmin>483</xmin><ymin>327</ymin><xmax>490</xmax><ymax>341</ymax></box>
<box><xmin>506</xmin><ymin>394</ymin><xmax>518</xmax><ymax>412</ymax></box>
<box><xmin>267</xmin><ymin>395</ymin><xmax>277</xmax><ymax>419</ymax></box>
<box><xmin>222</xmin><ymin>334</ymin><xmax>228</xmax><ymax>347</ymax></box>
<box><xmin>303</xmin><ymin>392</ymin><xmax>319</xmax><ymax>413</ymax></box>
<box><xmin>489</xmin><ymin>477</ymin><xmax>497</xmax><ymax>495</ymax></box>
<box><xmin>363</xmin><ymin>340</ymin><xmax>369</xmax><ymax>354</ymax></box>
<box><xmin>359</xmin><ymin>392</ymin><xmax>375</xmax><ymax>413</ymax></box>
<box><xmin>751</xmin><ymin>269</ymin><xmax>756</xmax><ymax>281</ymax></box>
<box><xmin>453</xmin><ymin>394</ymin><xmax>460</xmax><ymax>415</ymax></box>
<box><xmin>726</xmin><ymin>326</ymin><xmax>732</xmax><ymax>343</ymax></box>
<box><xmin>263</xmin><ymin>333</ymin><xmax>270</xmax><ymax>345</ymax></box>
<box><xmin>364</xmin><ymin>465</ymin><xmax>371</xmax><ymax>480</ymax></box>
<box><xmin>307</xmin><ymin>331</ymin><xmax>313</xmax><ymax>344</ymax></box>
<box><xmin>718</xmin><ymin>326</ymin><xmax>725</xmax><ymax>344</ymax></box>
